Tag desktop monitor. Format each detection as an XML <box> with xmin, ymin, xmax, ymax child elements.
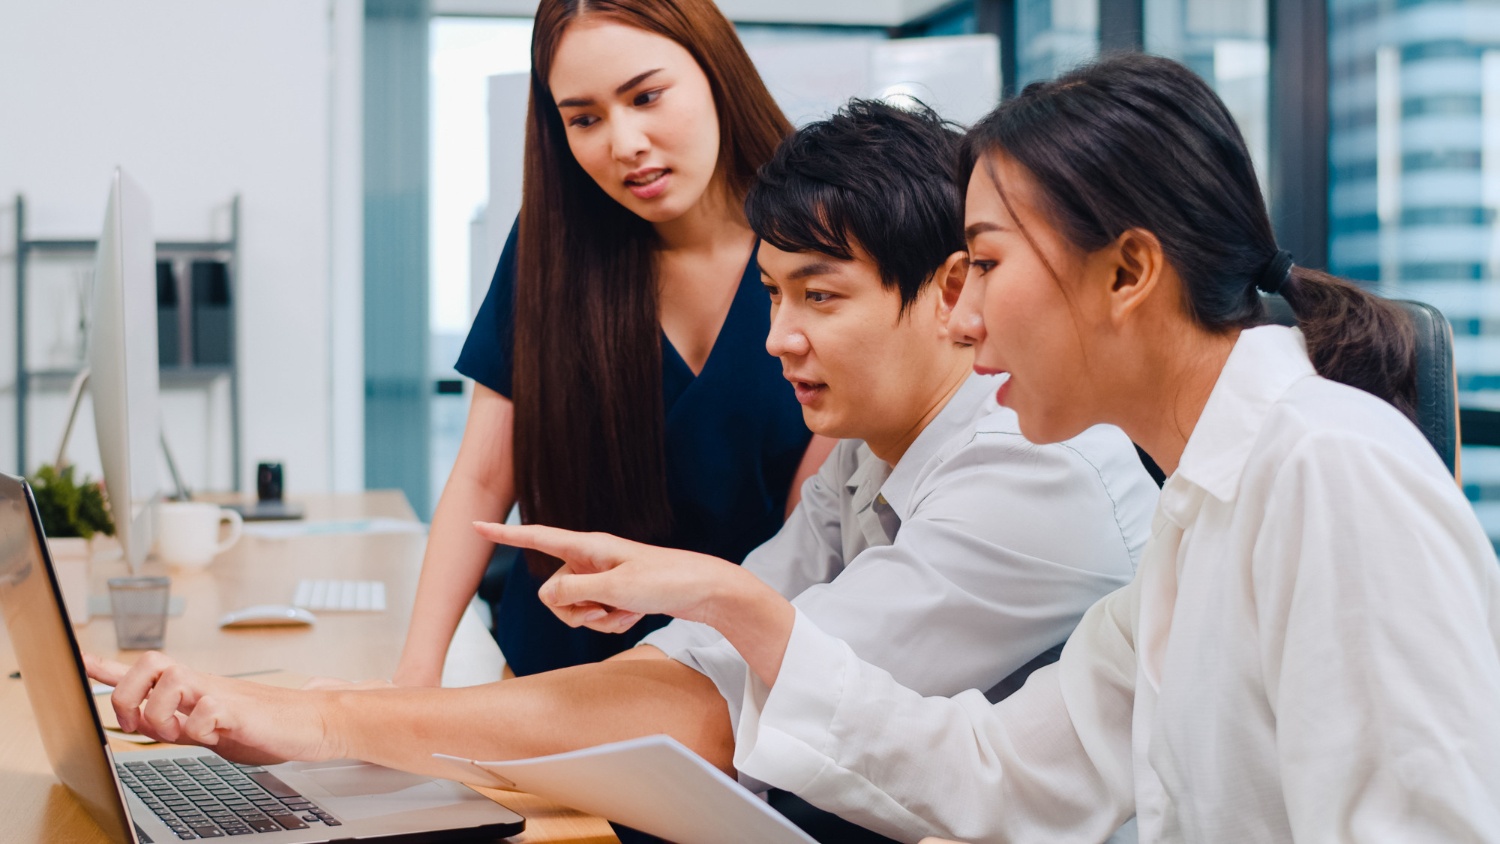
<box><xmin>90</xmin><ymin>168</ymin><xmax>162</xmax><ymax>569</ymax></box>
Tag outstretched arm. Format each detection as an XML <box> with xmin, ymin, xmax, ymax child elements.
<box><xmin>473</xmin><ymin>522</ymin><xmax>797</xmax><ymax>688</ymax></box>
<box><xmin>85</xmin><ymin>649</ymin><xmax>735</xmax><ymax>780</ymax></box>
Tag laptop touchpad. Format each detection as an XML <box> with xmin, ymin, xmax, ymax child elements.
<box><xmin>299</xmin><ymin>762</ymin><xmax>432</xmax><ymax>797</ymax></box>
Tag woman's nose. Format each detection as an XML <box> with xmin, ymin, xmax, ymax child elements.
<box><xmin>610</xmin><ymin>114</ymin><xmax>650</xmax><ymax>163</ymax></box>
<box><xmin>948</xmin><ymin>276</ymin><xmax>987</xmax><ymax>346</ymax></box>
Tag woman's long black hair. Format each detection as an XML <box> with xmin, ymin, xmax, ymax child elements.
<box><xmin>960</xmin><ymin>53</ymin><xmax>1416</xmax><ymax>419</ymax></box>
<box><xmin>513</xmin><ymin>0</ymin><xmax>792</xmax><ymax>577</ymax></box>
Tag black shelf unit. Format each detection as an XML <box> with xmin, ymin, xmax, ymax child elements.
<box><xmin>12</xmin><ymin>194</ymin><xmax>243</xmax><ymax>489</ymax></box>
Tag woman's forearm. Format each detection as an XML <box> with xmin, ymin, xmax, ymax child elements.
<box><xmin>396</xmin><ymin>475</ymin><xmax>514</xmax><ymax>684</ymax></box>
<box><xmin>703</xmin><ymin>568</ymin><xmax>798</xmax><ymax>688</ymax></box>
<box><xmin>395</xmin><ymin>386</ymin><xmax>517</xmax><ymax>686</ymax></box>
<box><xmin>323</xmin><ymin>659</ymin><xmax>736</xmax><ymax>776</ymax></box>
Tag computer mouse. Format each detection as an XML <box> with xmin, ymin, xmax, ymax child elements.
<box><xmin>217</xmin><ymin>604</ymin><xmax>316</xmax><ymax>629</ymax></box>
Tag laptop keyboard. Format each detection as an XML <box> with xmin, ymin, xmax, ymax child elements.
<box><xmin>116</xmin><ymin>757</ymin><xmax>342</xmax><ymax>839</ymax></box>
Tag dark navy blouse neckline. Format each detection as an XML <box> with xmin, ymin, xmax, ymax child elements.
<box><xmin>660</xmin><ymin>242</ymin><xmax>762</xmax><ymax>414</ymax></box>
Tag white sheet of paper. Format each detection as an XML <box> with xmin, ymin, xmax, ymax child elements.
<box><xmin>433</xmin><ymin>735</ymin><xmax>815</xmax><ymax>844</ymax></box>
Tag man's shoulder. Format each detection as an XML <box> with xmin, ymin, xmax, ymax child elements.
<box><xmin>933</xmin><ymin>401</ymin><xmax>1030</xmax><ymax>465</ymax></box>
<box><xmin>905</xmin><ymin>402</ymin><xmax>1031</xmax><ymax>495</ymax></box>
<box><xmin>920</xmin><ymin>404</ymin><xmax>1148</xmax><ymax>505</ymax></box>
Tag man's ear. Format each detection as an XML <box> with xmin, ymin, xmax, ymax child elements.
<box><xmin>933</xmin><ymin>250</ymin><xmax>969</xmax><ymax>323</ymax></box>
<box><xmin>1107</xmin><ymin>229</ymin><xmax>1165</xmax><ymax>327</ymax></box>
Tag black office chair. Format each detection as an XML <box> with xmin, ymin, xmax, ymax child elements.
<box><xmin>1263</xmin><ymin>295</ymin><xmax>1458</xmax><ymax>478</ymax></box>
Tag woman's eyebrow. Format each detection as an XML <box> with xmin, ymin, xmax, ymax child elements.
<box><xmin>556</xmin><ymin>68</ymin><xmax>664</xmax><ymax>109</ymax></box>
<box><xmin>964</xmin><ymin>221</ymin><xmax>1007</xmax><ymax>242</ymax></box>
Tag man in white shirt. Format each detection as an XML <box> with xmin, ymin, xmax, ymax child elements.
<box><xmin>91</xmin><ymin>100</ymin><xmax>1158</xmax><ymax>841</ymax></box>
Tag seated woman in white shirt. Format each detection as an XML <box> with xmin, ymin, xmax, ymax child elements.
<box><xmin>476</xmin><ymin>54</ymin><xmax>1500</xmax><ymax>841</ymax></box>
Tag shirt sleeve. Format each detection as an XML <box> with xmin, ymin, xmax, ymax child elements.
<box><xmin>734</xmin><ymin>598</ymin><xmax>1139</xmax><ymax>843</ymax></box>
<box><xmin>1253</xmin><ymin>432</ymin><xmax>1500</xmax><ymax>840</ymax></box>
<box><xmin>454</xmin><ymin>218</ymin><xmax>519</xmax><ymax>397</ymax></box>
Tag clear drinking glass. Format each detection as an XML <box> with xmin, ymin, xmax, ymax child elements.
<box><xmin>107</xmin><ymin>576</ymin><xmax>171</xmax><ymax>650</ymax></box>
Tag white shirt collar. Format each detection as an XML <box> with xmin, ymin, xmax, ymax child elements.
<box><xmin>1165</xmin><ymin>325</ymin><xmax>1316</xmax><ymax>521</ymax></box>
<box><xmin>845</xmin><ymin>373</ymin><xmax>997</xmax><ymax>522</ymax></box>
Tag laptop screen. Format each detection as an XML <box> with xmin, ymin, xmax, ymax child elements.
<box><xmin>0</xmin><ymin>472</ymin><xmax>135</xmax><ymax>842</ymax></box>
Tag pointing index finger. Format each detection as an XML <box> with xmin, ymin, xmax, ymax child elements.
<box><xmin>472</xmin><ymin>522</ymin><xmax>606</xmax><ymax>561</ymax></box>
<box><xmin>83</xmin><ymin>653</ymin><xmax>129</xmax><ymax>686</ymax></box>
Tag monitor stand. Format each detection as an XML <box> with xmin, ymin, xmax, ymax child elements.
<box><xmin>54</xmin><ymin>368</ymin><xmax>191</xmax><ymax>502</ymax></box>
<box><xmin>54</xmin><ymin>369</ymin><xmax>194</xmax><ymax>612</ymax></box>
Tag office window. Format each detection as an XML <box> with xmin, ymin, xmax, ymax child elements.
<box><xmin>1017</xmin><ymin>0</ymin><xmax>1100</xmax><ymax>88</ymax></box>
<box><xmin>914</xmin><ymin>4</ymin><xmax>980</xmax><ymax>37</ymax></box>
<box><xmin>427</xmin><ymin>16</ymin><xmax>532</xmax><ymax>516</ymax></box>
<box><xmin>1327</xmin><ymin>0</ymin><xmax>1500</xmax><ymax>543</ymax></box>
<box><xmin>1145</xmin><ymin>0</ymin><xmax>1270</xmax><ymax>201</ymax></box>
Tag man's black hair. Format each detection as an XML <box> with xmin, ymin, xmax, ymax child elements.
<box><xmin>746</xmin><ymin>98</ymin><xmax>965</xmax><ymax>313</ymax></box>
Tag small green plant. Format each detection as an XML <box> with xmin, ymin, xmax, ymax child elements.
<box><xmin>29</xmin><ymin>464</ymin><xmax>116</xmax><ymax>540</ymax></box>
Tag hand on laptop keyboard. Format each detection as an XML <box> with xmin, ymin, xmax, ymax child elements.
<box><xmin>84</xmin><ymin>652</ymin><xmax>346</xmax><ymax>766</ymax></box>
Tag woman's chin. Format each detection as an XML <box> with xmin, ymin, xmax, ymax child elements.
<box><xmin>620</xmin><ymin>198</ymin><xmax>687</xmax><ymax>224</ymax></box>
<box><xmin>613</xmin><ymin>178</ymin><xmax>715</xmax><ymax>225</ymax></box>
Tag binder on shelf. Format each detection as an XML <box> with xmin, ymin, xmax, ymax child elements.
<box><xmin>190</xmin><ymin>259</ymin><xmax>232</xmax><ymax>366</ymax></box>
<box><xmin>13</xmin><ymin>193</ymin><xmax>244</xmax><ymax>490</ymax></box>
<box><xmin>156</xmin><ymin>260</ymin><xmax>182</xmax><ymax>367</ymax></box>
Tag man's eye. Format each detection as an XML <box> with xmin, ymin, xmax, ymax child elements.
<box><xmin>969</xmin><ymin>260</ymin><xmax>996</xmax><ymax>275</ymax></box>
<box><xmin>806</xmin><ymin>291</ymin><xmax>833</xmax><ymax>304</ymax></box>
<box><xmin>762</xmin><ymin>284</ymin><xmax>781</xmax><ymax>299</ymax></box>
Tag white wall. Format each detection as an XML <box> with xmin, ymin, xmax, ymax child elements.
<box><xmin>0</xmin><ymin>1</ymin><xmax>363</xmax><ymax>494</ymax></box>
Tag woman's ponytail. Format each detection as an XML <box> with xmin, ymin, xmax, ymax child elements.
<box><xmin>1279</xmin><ymin>267</ymin><xmax>1417</xmax><ymax>421</ymax></box>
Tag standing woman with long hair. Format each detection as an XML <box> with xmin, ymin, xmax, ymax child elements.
<box><xmin>394</xmin><ymin>0</ymin><xmax>827</xmax><ymax>683</ymax></box>
<box><xmin>489</xmin><ymin>54</ymin><xmax>1500</xmax><ymax>840</ymax></box>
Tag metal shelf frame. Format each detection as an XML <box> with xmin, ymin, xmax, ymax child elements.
<box><xmin>12</xmin><ymin>194</ymin><xmax>243</xmax><ymax>488</ymax></box>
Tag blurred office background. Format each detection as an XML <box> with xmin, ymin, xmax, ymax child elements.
<box><xmin>5</xmin><ymin>0</ymin><xmax>1500</xmax><ymax>549</ymax></box>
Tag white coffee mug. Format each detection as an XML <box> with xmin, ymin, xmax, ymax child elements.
<box><xmin>155</xmin><ymin>502</ymin><xmax>243</xmax><ymax>569</ymax></box>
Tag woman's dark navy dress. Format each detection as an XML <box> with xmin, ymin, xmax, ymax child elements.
<box><xmin>455</xmin><ymin>225</ymin><xmax>812</xmax><ymax>676</ymax></box>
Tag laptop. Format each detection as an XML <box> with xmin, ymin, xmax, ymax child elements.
<box><xmin>0</xmin><ymin>472</ymin><xmax>525</xmax><ymax>843</ymax></box>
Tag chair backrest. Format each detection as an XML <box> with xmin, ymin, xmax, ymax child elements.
<box><xmin>1263</xmin><ymin>295</ymin><xmax>1458</xmax><ymax>477</ymax></box>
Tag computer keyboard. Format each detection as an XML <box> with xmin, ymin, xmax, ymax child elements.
<box><xmin>292</xmin><ymin>579</ymin><xmax>387</xmax><ymax>612</ymax></box>
<box><xmin>117</xmin><ymin>756</ymin><xmax>341</xmax><ymax>839</ymax></box>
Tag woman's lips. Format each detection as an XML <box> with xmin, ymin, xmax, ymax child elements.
<box><xmin>973</xmin><ymin>365</ymin><xmax>1011</xmax><ymax>404</ymax></box>
<box><xmin>625</xmin><ymin>168</ymin><xmax>670</xmax><ymax>199</ymax></box>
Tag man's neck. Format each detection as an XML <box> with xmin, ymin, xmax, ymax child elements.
<box><xmin>865</xmin><ymin>356</ymin><xmax>974</xmax><ymax>466</ymax></box>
